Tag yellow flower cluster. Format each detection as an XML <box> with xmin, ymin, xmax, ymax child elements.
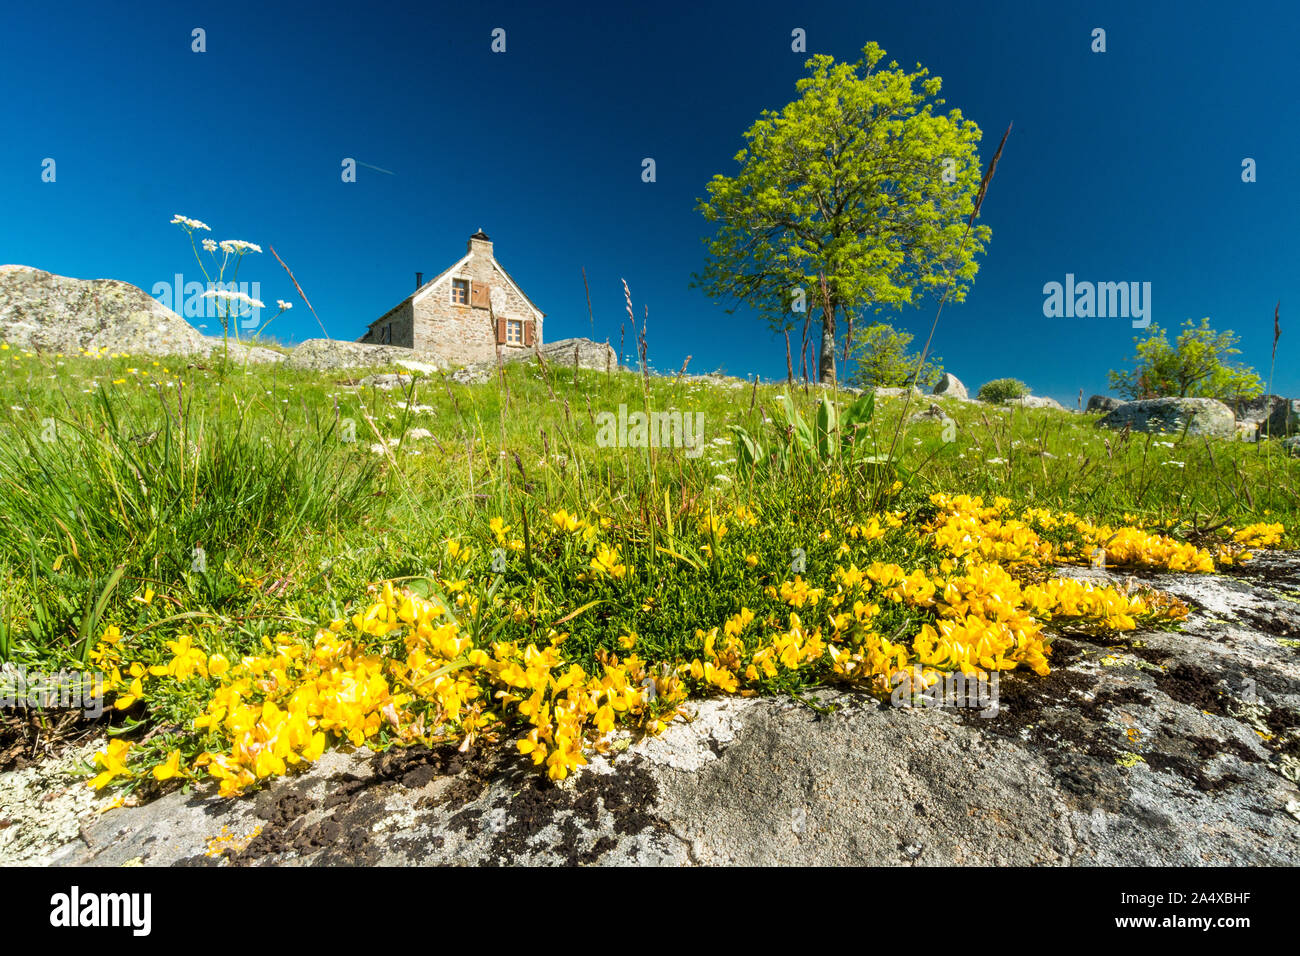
<box><xmin>1232</xmin><ymin>522</ymin><xmax>1284</xmax><ymax>547</ymax></box>
<box><xmin>928</xmin><ymin>493</ymin><xmax>1246</xmax><ymax>572</ymax></box>
<box><xmin>930</xmin><ymin>496</ymin><xmax>1055</xmax><ymax>567</ymax></box>
<box><xmin>90</xmin><ymin>579</ymin><xmax>692</xmax><ymax>792</ymax></box>
<box><xmin>499</xmin><ymin>638</ymin><xmax>686</xmax><ymax>780</ymax></box>
<box><xmin>85</xmin><ymin>496</ymin><xmax>1276</xmax><ymax>798</ymax></box>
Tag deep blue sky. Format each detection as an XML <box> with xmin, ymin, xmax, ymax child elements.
<box><xmin>2</xmin><ymin>1</ymin><xmax>1296</xmax><ymax>403</ymax></box>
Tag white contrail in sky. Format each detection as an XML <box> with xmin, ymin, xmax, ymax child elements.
<box><xmin>355</xmin><ymin>161</ymin><xmax>395</xmax><ymax>175</ymax></box>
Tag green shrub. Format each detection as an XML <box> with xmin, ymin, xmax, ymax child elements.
<box><xmin>976</xmin><ymin>378</ymin><xmax>1030</xmax><ymax>403</ymax></box>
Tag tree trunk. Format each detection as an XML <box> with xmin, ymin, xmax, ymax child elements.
<box><xmin>799</xmin><ymin>309</ymin><xmax>812</xmax><ymax>386</ymax></box>
<box><xmin>818</xmin><ymin>301</ymin><xmax>837</xmax><ymax>384</ymax></box>
<box><xmin>816</xmin><ymin>273</ymin><xmax>837</xmax><ymax>385</ymax></box>
<box><xmin>784</xmin><ymin>329</ymin><xmax>794</xmax><ymax>385</ymax></box>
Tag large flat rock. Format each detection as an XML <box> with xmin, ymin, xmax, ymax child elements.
<box><xmin>1097</xmin><ymin>397</ymin><xmax>1236</xmax><ymax>438</ymax></box>
<box><xmin>15</xmin><ymin>556</ymin><xmax>1300</xmax><ymax>867</ymax></box>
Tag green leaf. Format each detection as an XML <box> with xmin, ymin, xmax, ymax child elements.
<box><xmin>815</xmin><ymin>396</ymin><xmax>838</xmax><ymax>460</ymax></box>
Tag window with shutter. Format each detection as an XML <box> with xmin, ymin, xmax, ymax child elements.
<box><xmin>495</xmin><ymin>317</ymin><xmax>507</xmax><ymax>344</ymax></box>
<box><xmin>471</xmin><ymin>282</ymin><xmax>490</xmax><ymax>309</ymax></box>
<box><xmin>506</xmin><ymin>319</ymin><xmax>523</xmax><ymax>345</ymax></box>
<box><xmin>451</xmin><ymin>279</ymin><xmax>470</xmax><ymax>305</ymax></box>
<box><xmin>523</xmin><ymin>319</ymin><xmax>535</xmax><ymax>347</ymax></box>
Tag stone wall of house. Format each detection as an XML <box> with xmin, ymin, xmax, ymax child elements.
<box><xmin>411</xmin><ymin>236</ymin><xmax>542</xmax><ymax>364</ymax></box>
<box><xmin>359</xmin><ymin>299</ymin><xmax>415</xmax><ymax>347</ymax></box>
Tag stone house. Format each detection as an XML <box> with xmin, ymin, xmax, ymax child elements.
<box><xmin>359</xmin><ymin>230</ymin><xmax>544</xmax><ymax>363</ymax></box>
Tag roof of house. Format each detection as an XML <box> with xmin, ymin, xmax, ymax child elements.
<box><xmin>367</xmin><ymin>244</ymin><xmax>545</xmax><ymax>330</ymax></box>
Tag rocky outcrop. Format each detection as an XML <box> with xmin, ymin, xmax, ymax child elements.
<box><xmin>1087</xmin><ymin>395</ymin><xmax>1126</xmax><ymax>413</ymax></box>
<box><xmin>1097</xmin><ymin>397</ymin><xmax>1236</xmax><ymax>438</ymax></box>
<box><xmin>1232</xmin><ymin>394</ymin><xmax>1285</xmax><ymax>424</ymax></box>
<box><xmin>450</xmin><ymin>338</ymin><xmax>616</xmax><ymax>385</ymax></box>
<box><xmin>283</xmin><ymin>339</ymin><xmax>442</xmax><ymax>372</ymax></box>
<box><xmin>1012</xmin><ymin>395</ymin><xmax>1066</xmax><ymax>410</ymax></box>
<box><xmin>1262</xmin><ymin>399</ymin><xmax>1300</xmax><ymax>438</ymax></box>
<box><xmin>0</xmin><ymin>265</ymin><xmax>282</xmax><ymax>363</ymax></box>
<box><xmin>13</xmin><ymin>555</ymin><xmax>1298</xmax><ymax>867</ymax></box>
<box><xmin>357</xmin><ymin>373</ymin><xmax>414</xmax><ymax>391</ymax></box>
<box><xmin>908</xmin><ymin>403</ymin><xmax>955</xmax><ymax>428</ymax></box>
<box><xmin>931</xmin><ymin>372</ymin><xmax>968</xmax><ymax>400</ymax></box>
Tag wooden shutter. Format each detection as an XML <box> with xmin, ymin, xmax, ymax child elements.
<box><xmin>471</xmin><ymin>282</ymin><xmax>490</xmax><ymax>309</ymax></box>
<box><xmin>496</xmin><ymin>317</ymin><xmax>507</xmax><ymax>344</ymax></box>
<box><xmin>523</xmin><ymin>319</ymin><xmax>535</xmax><ymax>347</ymax></box>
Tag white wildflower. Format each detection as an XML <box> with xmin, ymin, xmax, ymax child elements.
<box><xmin>201</xmin><ymin>289</ymin><xmax>265</xmax><ymax>310</ymax></box>
<box><xmin>171</xmin><ymin>214</ymin><xmax>211</xmax><ymax>231</ymax></box>
<box><xmin>218</xmin><ymin>239</ymin><xmax>262</xmax><ymax>254</ymax></box>
<box><xmin>276</xmin><ymin>299</ymin><xmax>292</xmax><ymax>311</ymax></box>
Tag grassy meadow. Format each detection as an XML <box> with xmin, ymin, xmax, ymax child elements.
<box><xmin>0</xmin><ymin>344</ymin><xmax>1295</xmax><ymax>793</ymax></box>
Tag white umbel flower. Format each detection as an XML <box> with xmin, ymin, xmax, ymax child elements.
<box><xmin>219</xmin><ymin>239</ymin><xmax>262</xmax><ymax>254</ymax></box>
<box><xmin>201</xmin><ymin>289</ymin><xmax>265</xmax><ymax>310</ymax></box>
<box><xmin>170</xmin><ymin>214</ymin><xmax>211</xmax><ymax>231</ymax></box>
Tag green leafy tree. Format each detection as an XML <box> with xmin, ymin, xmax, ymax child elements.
<box><xmin>1108</xmin><ymin>318</ymin><xmax>1263</xmax><ymax>401</ymax></box>
<box><xmin>695</xmin><ymin>42</ymin><xmax>991</xmax><ymax>384</ymax></box>
<box><xmin>848</xmin><ymin>322</ymin><xmax>944</xmax><ymax>389</ymax></box>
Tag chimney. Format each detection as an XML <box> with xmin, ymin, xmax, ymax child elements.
<box><xmin>415</xmin><ymin>271</ymin><xmax>423</xmax><ymax>291</ymax></box>
<box><xmin>468</xmin><ymin>228</ymin><xmax>493</xmax><ymax>258</ymax></box>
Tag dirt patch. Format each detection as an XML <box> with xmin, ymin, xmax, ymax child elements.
<box><xmin>1187</xmin><ymin>734</ymin><xmax>1263</xmax><ymax>764</ymax></box>
<box><xmin>254</xmin><ymin>789</ymin><xmax>317</xmax><ymax>827</ymax></box>
<box><xmin>0</xmin><ymin>710</ymin><xmax>108</xmax><ymax>773</ymax></box>
<box><xmin>474</xmin><ymin>759</ymin><xmax>665</xmax><ymax>865</ymax></box>
<box><xmin>1236</xmin><ymin>607</ymin><xmax>1300</xmax><ymax>638</ymax></box>
<box><xmin>1143</xmin><ymin>752</ymin><xmax>1244</xmax><ymax>793</ymax></box>
<box><xmin>216</xmin><ymin>741</ymin><xmax>505</xmax><ymax>865</ymax></box>
<box><xmin>960</xmin><ymin>639</ymin><xmax>1122</xmax><ymax>761</ymax></box>
<box><xmin>1152</xmin><ymin>662</ymin><xmax>1231</xmax><ymax>716</ymax></box>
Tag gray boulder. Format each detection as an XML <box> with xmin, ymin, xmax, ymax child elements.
<box><xmin>872</xmin><ymin>386</ymin><xmax>925</xmax><ymax>400</ymax></box>
<box><xmin>1087</xmin><ymin>395</ymin><xmax>1126</xmax><ymax>413</ymax></box>
<box><xmin>931</xmin><ymin>372</ymin><xmax>968</xmax><ymax>400</ymax></box>
<box><xmin>537</xmin><ymin>338</ymin><xmax>618</xmax><ymax>371</ymax></box>
<box><xmin>285</xmin><ymin>339</ymin><xmax>443</xmax><ymax>372</ymax></box>
<box><xmin>451</xmin><ymin>338</ymin><xmax>617</xmax><ymax>385</ymax></box>
<box><xmin>1097</xmin><ymin>397</ymin><xmax>1236</xmax><ymax>438</ymax></box>
<box><xmin>1262</xmin><ymin>399</ymin><xmax>1300</xmax><ymax>438</ymax></box>
<box><xmin>1232</xmin><ymin>394</ymin><xmax>1286</xmax><ymax>424</ymax></box>
<box><xmin>357</xmin><ymin>373</ymin><xmax>414</xmax><ymax>390</ymax></box>
<box><xmin>907</xmin><ymin>403</ymin><xmax>955</xmax><ymax>429</ymax></box>
<box><xmin>1011</xmin><ymin>395</ymin><xmax>1065</xmax><ymax>410</ymax></box>
<box><xmin>0</xmin><ymin>264</ymin><xmax>280</xmax><ymax>362</ymax></box>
